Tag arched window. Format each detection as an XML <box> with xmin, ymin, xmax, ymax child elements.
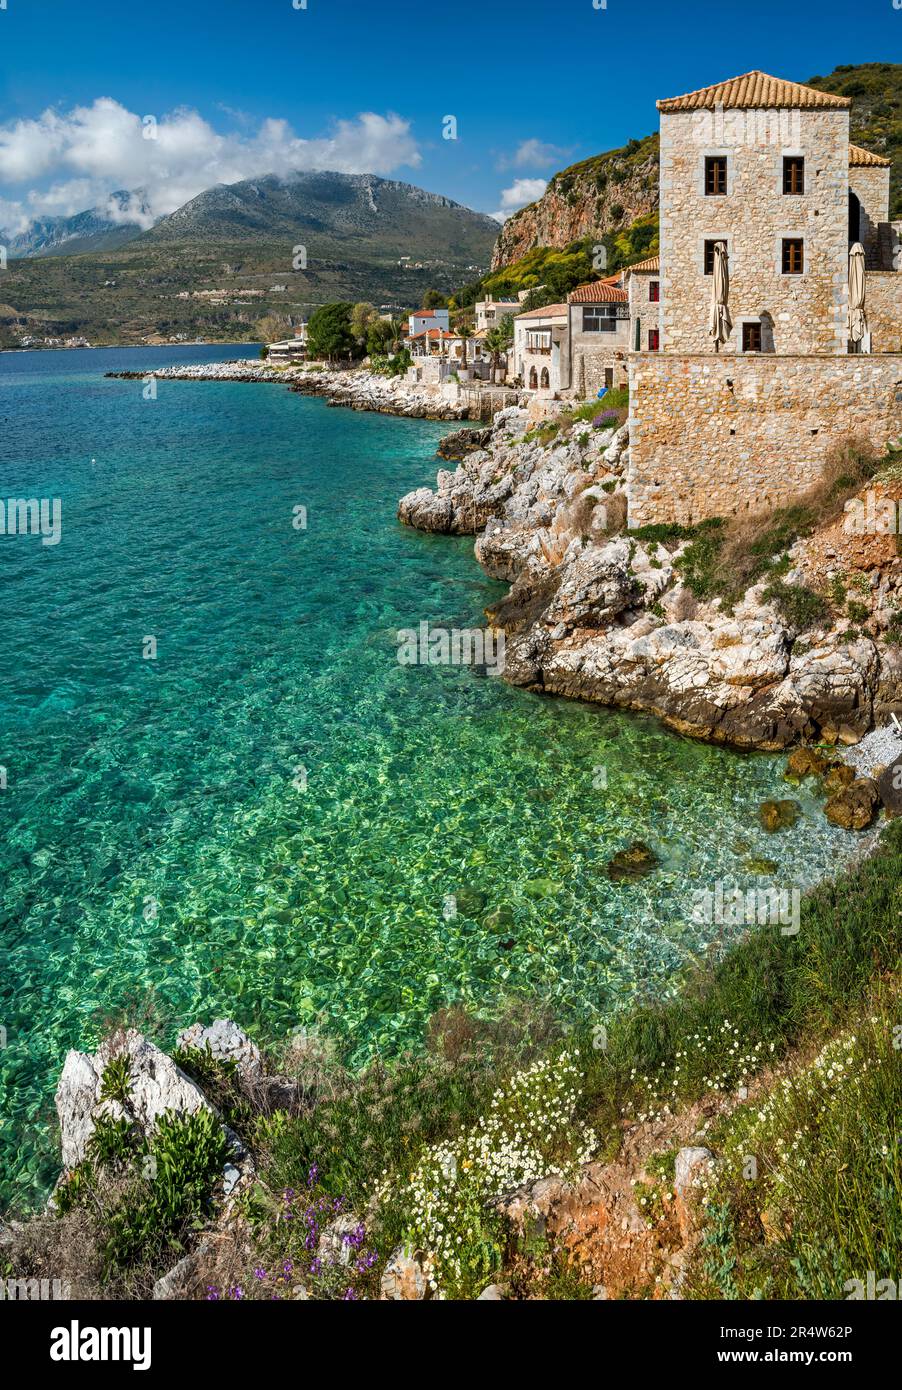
<box><xmin>540</xmin><ymin>367</ymin><xmax>550</xmax><ymax>389</ymax></box>
<box><xmin>529</xmin><ymin>366</ymin><xmax>538</xmax><ymax>389</ymax></box>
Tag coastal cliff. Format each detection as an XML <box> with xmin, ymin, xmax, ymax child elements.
<box><xmin>399</xmin><ymin>409</ymin><xmax>902</xmax><ymax>755</ymax></box>
<box><xmin>491</xmin><ymin>136</ymin><xmax>660</xmax><ymax>270</ymax></box>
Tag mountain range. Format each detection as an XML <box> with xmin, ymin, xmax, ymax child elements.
<box><xmin>0</xmin><ymin>172</ymin><xmax>499</xmax><ymax>346</ymax></box>
<box><xmin>4</xmin><ymin>191</ymin><xmax>154</xmax><ymax>259</ymax></box>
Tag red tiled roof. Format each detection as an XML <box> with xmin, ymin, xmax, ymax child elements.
<box><xmin>657</xmin><ymin>71</ymin><xmax>851</xmax><ymax>113</ymax></box>
<box><xmin>514</xmin><ymin>303</ymin><xmax>569</xmax><ymax>320</ymax></box>
<box><xmin>849</xmin><ymin>142</ymin><xmax>891</xmax><ymax>168</ymax></box>
<box><xmin>567</xmin><ymin>281</ymin><xmax>629</xmax><ymax>304</ymax></box>
<box><xmin>625</xmin><ymin>255</ymin><xmax>660</xmax><ymax>274</ymax></box>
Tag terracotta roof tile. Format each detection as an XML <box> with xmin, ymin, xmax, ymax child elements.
<box><xmin>625</xmin><ymin>255</ymin><xmax>660</xmax><ymax>274</ymax></box>
<box><xmin>567</xmin><ymin>281</ymin><xmax>629</xmax><ymax>304</ymax></box>
<box><xmin>515</xmin><ymin>303</ymin><xmax>569</xmax><ymax>319</ymax></box>
<box><xmin>848</xmin><ymin>142</ymin><xmax>891</xmax><ymax>168</ymax></box>
<box><xmin>657</xmin><ymin>71</ymin><xmax>851</xmax><ymax>113</ymax></box>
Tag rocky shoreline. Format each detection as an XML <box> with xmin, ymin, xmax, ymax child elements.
<box><xmin>106</xmin><ymin>359</ymin><xmax>470</xmax><ymax>420</ymax></box>
<box><xmin>398</xmin><ymin>408</ymin><xmax>902</xmax><ymax>767</ymax></box>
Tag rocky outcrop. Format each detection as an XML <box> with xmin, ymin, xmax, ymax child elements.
<box><xmin>54</xmin><ymin>1027</ymin><xmax>256</xmax><ymax>1199</ymax></box>
<box><xmin>55</xmin><ymin>1031</ymin><xmax>214</xmax><ymax>1172</ymax></box>
<box><xmin>107</xmin><ymin>361</ymin><xmax>470</xmax><ymax>420</ymax></box>
<box><xmin>491</xmin><ymin>137</ymin><xmax>659</xmax><ymax>269</ymax></box>
<box><xmin>177</xmin><ymin>1018</ymin><xmax>264</xmax><ymax>1082</ymax></box>
<box><xmin>399</xmin><ymin>408</ymin><xmax>902</xmax><ymax>753</ymax></box>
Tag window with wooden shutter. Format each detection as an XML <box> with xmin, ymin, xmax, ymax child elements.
<box><xmin>705</xmin><ymin>156</ymin><xmax>727</xmax><ymax>195</ymax></box>
<box><xmin>782</xmin><ymin>238</ymin><xmax>804</xmax><ymax>274</ymax></box>
<box><xmin>742</xmin><ymin>322</ymin><xmax>762</xmax><ymax>352</ymax></box>
<box><xmin>783</xmin><ymin>157</ymin><xmax>804</xmax><ymax>195</ymax></box>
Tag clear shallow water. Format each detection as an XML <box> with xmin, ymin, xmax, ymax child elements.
<box><xmin>0</xmin><ymin>346</ymin><xmax>856</xmax><ymax>1205</ymax></box>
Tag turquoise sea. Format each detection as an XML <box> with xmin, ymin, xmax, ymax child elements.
<box><xmin>0</xmin><ymin>346</ymin><xmax>857</xmax><ymax>1206</ymax></box>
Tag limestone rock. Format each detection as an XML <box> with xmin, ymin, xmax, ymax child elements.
<box><xmin>758</xmin><ymin>799</ymin><xmax>801</xmax><ymax>833</ymax></box>
<box><xmin>674</xmin><ymin>1146</ymin><xmax>714</xmax><ymax>1197</ymax></box>
<box><xmin>380</xmin><ymin>1248</ymin><xmax>432</xmax><ymax>1300</ymax></box>
<box><xmin>824</xmin><ymin>777</ymin><xmax>880</xmax><ymax>830</ymax></box>
<box><xmin>877</xmin><ymin>760</ymin><xmax>902</xmax><ymax>815</ymax></box>
<box><xmin>55</xmin><ymin>1031</ymin><xmax>213</xmax><ymax>1171</ymax></box>
<box><xmin>177</xmin><ymin>1019</ymin><xmax>263</xmax><ymax>1082</ymax></box>
<box><xmin>606</xmin><ymin>841</ymin><xmax>659</xmax><ymax>882</ymax></box>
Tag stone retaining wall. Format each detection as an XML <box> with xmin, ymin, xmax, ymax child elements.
<box><xmin>628</xmin><ymin>353</ymin><xmax>902</xmax><ymax>527</ymax></box>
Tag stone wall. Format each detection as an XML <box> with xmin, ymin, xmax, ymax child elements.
<box><xmin>659</xmin><ymin>108</ymin><xmax>850</xmax><ymax>355</ymax></box>
<box><xmin>628</xmin><ymin>270</ymin><xmax>662</xmax><ymax>352</ymax></box>
<box><xmin>865</xmin><ymin>272</ymin><xmax>902</xmax><ymax>354</ymax></box>
<box><xmin>849</xmin><ymin>165</ymin><xmax>890</xmax><ymax>267</ymax></box>
<box><xmin>628</xmin><ymin>352</ymin><xmax>902</xmax><ymax>527</ymax></box>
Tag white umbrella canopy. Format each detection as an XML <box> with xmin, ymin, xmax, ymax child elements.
<box><xmin>847</xmin><ymin>242</ymin><xmax>868</xmax><ymax>346</ymax></box>
<box><xmin>708</xmin><ymin>241</ymin><xmax>732</xmax><ymax>350</ymax></box>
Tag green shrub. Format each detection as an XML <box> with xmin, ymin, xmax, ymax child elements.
<box><xmin>762</xmin><ymin>580</ymin><xmax>830</xmax><ymax>631</ymax></box>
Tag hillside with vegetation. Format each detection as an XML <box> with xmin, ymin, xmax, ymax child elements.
<box><xmin>0</xmin><ymin>173</ymin><xmax>497</xmax><ymax>348</ymax></box>
<box><xmin>491</xmin><ymin>134</ymin><xmax>659</xmax><ymax>271</ymax></box>
<box><xmin>808</xmin><ymin>62</ymin><xmax>902</xmax><ymax>217</ymax></box>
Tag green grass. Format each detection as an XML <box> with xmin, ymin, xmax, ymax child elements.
<box><xmin>688</xmin><ymin>984</ymin><xmax>902</xmax><ymax>1299</ymax></box>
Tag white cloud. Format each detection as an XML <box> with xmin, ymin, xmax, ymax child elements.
<box><xmin>0</xmin><ymin>99</ymin><xmax>421</xmax><ymax>233</ymax></box>
<box><xmin>499</xmin><ymin>138</ymin><xmax>571</xmax><ymax>170</ymax></box>
<box><xmin>489</xmin><ymin>177</ymin><xmax>548</xmax><ymax>223</ymax></box>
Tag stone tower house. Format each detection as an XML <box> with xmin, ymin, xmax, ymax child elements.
<box><xmin>656</xmin><ymin>71</ymin><xmax>894</xmax><ymax>356</ymax></box>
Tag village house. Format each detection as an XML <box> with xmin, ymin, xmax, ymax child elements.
<box><xmin>511</xmin><ymin>304</ymin><xmax>569</xmax><ymax>394</ymax></box>
<box><xmin>474</xmin><ymin>296</ymin><xmax>521</xmax><ymax>333</ymax></box>
<box><xmin>405</xmin><ymin>326</ymin><xmax>490</xmax><ymax>385</ymax></box>
<box><xmin>625</xmin><ymin>255</ymin><xmax>662</xmax><ymax>353</ymax></box>
<box><xmin>626</xmin><ymin>70</ymin><xmax>902</xmax><ymax>528</ymax></box>
<box><xmin>566</xmin><ymin>277</ymin><xmax>631</xmax><ymax>395</ymax></box>
<box><xmin>266</xmin><ymin>323</ymin><xmax>308</xmax><ymax>363</ymax></box>
<box><xmin>408</xmin><ymin>307</ymin><xmax>450</xmax><ymax>336</ymax></box>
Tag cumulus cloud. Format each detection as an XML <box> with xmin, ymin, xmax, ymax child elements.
<box><xmin>489</xmin><ymin>176</ymin><xmax>548</xmax><ymax>223</ymax></box>
<box><xmin>0</xmin><ymin>98</ymin><xmax>421</xmax><ymax>233</ymax></box>
<box><xmin>499</xmin><ymin>138</ymin><xmax>572</xmax><ymax>170</ymax></box>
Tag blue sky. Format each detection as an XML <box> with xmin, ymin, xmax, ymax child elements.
<box><xmin>0</xmin><ymin>0</ymin><xmax>898</xmax><ymax>231</ymax></box>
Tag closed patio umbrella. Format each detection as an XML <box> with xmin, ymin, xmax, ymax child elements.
<box><xmin>708</xmin><ymin>240</ymin><xmax>732</xmax><ymax>352</ymax></box>
<box><xmin>847</xmin><ymin>242</ymin><xmax>868</xmax><ymax>347</ymax></box>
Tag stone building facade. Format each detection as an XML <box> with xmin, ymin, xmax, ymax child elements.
<box><xmin>627</xmin><ymin>70</ymin><xmax>902</xmax><ymax>526</ymax></box>
<box><xmin>512</xmin><ymin>304</ymin><xmax>569</xmax><ymax>395</ymax></box>
<box><xmin>848</xmin><ymin>145</ymin><xmax>893</xmax><ymax>269</ymax></box>
<box><xmin>626</xmin><ymin>256</ymin><xmax>662</xmax><ymax>352</ymax></box>
<box><xmin>656</xmin><ymin>76</ymin><xmax>852</xmax><ymax>356</ymax></box>
<box><xmin>566</xmin><ymin>279</ymin><xmax>631</xmax><ymax>395</ymax></box>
